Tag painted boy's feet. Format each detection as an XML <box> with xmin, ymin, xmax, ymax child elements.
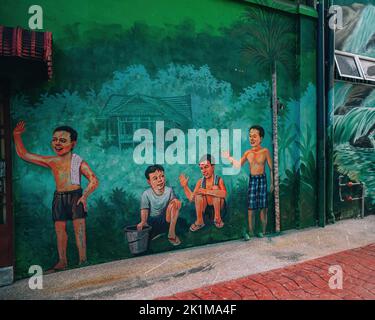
<box><xmin>78</xmin><ymin>260</ymin><xmax>89</xmax><ymax>267</ymax></box>
<box><xmin>189</xmin><ymin>222</ymin><xmax>205</xmax><ymax>232</ymax></box>
<box><xmin>53</xmin><ymin>261</ymin><xmax>67</xmax><ymax>270</ymax></box>
<box><xmin>214</xmin><ymin>219</ymin><xmax>224</xmax><ymax>229</ymax></box>
<box><xmin>243</xmin><ymin>232</ymin><xmax>251</xmax><ymax>241</ymax></box>
<box><xmin>45</xmin><ymin>261</ymin><xmax>67</xmax><ymax>274</ymax></box>
<box><xmin>168</xmin><ymin>235</ymin><xmax>181</xmax><ymax>246</ymax></box>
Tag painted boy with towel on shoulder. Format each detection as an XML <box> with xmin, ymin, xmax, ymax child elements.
<box><xmin>13</xmin><ymin>121</ymin><xmax>99</xmax><ymax>271</ymax></box>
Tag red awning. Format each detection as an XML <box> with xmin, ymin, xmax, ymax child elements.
<box><xmin>0</xmin><ymin>26</ymin><xmax>52</xmax><ymax>79</ymax></box>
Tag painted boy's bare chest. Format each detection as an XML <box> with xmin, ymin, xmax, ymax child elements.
<box><xmin>50</xmin><ymin>159</ymin><xmax>73</xmax><ymax>183</ymax></box>
<box><xmin>247</xmin><ymin>150</ymin><xmax>266</xmax><ymax>165</ymax></box>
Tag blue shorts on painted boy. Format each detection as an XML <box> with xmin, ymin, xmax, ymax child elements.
<box><xmin>248</xmin><ymin>173</ymin><xmax>268</xmax><ymax>210</ymax></box>
<box><xmin>148</xmin><ymin>209</ymin><xmax>169</xmax><ymax>237</ymax></box>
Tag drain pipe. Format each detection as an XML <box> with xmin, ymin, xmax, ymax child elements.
<box><xmin>317</xmin><ymin>0</ymin><xmax>326</xmax><ymax>227</ymax></box>
<box><xmin>325</xmin><ymin>0</ymin><xmax>336</xmax><ymax>224</ymax></box>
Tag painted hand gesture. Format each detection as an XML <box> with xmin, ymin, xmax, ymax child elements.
<box><xmin>221</xmin><ymin>150</ymin><xmax>230</xmax><ymax>159</ymax></box>
<box><xmin>197</xmin><ymin>188</ymin><xmax>207</xmax><ymax>195</ymax></box>
<box><xmin>179</xmin><ymin>174</ymin><xmax>189</xmax><ymax>187</ymax></box>
<box><xmin>77</xmin><ymin>195</ymin><xmax>88</xmax><ymax>212</ymax></box>
<box><xmin>13</xmin><ymin>121</ymin><xmax>26</xmax><ymax>135</ymax></box>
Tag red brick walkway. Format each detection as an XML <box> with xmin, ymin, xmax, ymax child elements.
<box><xmin>157</xmin><ymin>244</ymin><xmax>375</xmax><ymax>300</ymax></box>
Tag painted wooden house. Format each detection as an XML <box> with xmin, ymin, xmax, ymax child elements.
<box><xmin>102</xmin><ymin>94</ymin><xmax>193</xmax><ymax>149</ymax></box>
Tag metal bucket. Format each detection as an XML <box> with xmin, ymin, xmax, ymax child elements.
<box><xmin>124</xmin><ymin>225</ymin><xmax>152</xmax><ymax>255</ymax></box>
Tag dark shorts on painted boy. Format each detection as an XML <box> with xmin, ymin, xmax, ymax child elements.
<box><xmin>52</xmin><ymin>188</ymin><xmax>87</xmax><ymax>222</ymax></box>
<box><xmin>248</xmin><ymin>173</ymin><xmax>268</xmax><ymax>210</ymax></box>
<box><xmin>147</xmin><ymin>210</ymin><xmax>169</xmax><ymax>238</ymax></box>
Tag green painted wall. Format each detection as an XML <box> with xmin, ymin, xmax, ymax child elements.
<box><xmin>0</xmin><ymin>0</ymin><xmax>318</xmax><ymax>278</ymax></box>
<box><xmin>1</xmin><ymin>0</ymin><xmax>245</xmax><ymax>42</ymax></box>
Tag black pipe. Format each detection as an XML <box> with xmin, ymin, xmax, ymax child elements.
<box><xmin>317</xmin><ymin>0</ymin><xmax>326</xmax><ymax>227</ymax></box>
<box><xmin>325</xmin><ymin>0</ymin><xmax>336</xmax><ymax>224</ymax></box>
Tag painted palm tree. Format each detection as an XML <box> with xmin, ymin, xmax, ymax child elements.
<box><xmin>241</xmin><ymin>6</ymin><xmax>295</xmax><ymax>232</ymax></box>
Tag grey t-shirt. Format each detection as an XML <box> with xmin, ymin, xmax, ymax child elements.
<box><xmin>140</xmin><ymin>186</ymin><xmax>177</xmax><ymax>217</ymax></box>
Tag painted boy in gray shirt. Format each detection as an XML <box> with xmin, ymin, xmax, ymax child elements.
<box><xmin>137</xmin><ymin>165</ymin><xmax>182</xmax><ymax>246</ymax></box>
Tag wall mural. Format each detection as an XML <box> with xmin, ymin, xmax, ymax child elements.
<box><xmin>7</xmin><ymin>2</ymin><xmax>317</xmax><ymax>278</ymax></box>
<box><xmin>333</xmin><ymin>2</ymin><xmax>375</xmax><ymax>220</ymax></box>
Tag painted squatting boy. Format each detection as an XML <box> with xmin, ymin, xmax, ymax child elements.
<box><xmin>137</xmin><ymin>165</ymin><xmax>182</xmax><ymax>246</ymax></box>
<box><xmin>223</xmin><ymin>125</ymin><xmax>273</xmax><ymax>240</ymax></box>
<box><xmin>179</xmin><ymin>154</ymin><xmax>227</xmax><ymax>232</ymax></box>
<box><xmin>13</xmin><ymin>121</ymin><xmax>99</xmax><ymax>271</ymax></box>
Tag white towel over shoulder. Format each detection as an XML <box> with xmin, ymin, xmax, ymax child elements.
<box><xmin>71</xmin><ymin>154</ymin><xmax>83</xmax><ymax>185</ymax></box>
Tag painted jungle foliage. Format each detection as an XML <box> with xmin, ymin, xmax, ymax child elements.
<box><xmin>1</xmin><ymin>0</ymin><xmax>317</xmax><ymax>278</ymax></box>
<box><xmin>333</xmin><ymin>1</ymin><xmax>375</xmax><ymax>220</ymax></box>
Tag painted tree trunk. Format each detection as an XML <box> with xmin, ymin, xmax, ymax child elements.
<box><xmin>272</xmin><ymin>62</ymin><xmax>280</xmax><ymax>232</ymax></box>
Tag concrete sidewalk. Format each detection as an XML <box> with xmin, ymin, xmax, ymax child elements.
<box><xmin>0</xmin><ymin>215</ymin><xmax>374</xmax><ymax>300</ymax></box>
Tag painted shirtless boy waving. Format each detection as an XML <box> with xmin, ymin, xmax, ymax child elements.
<box><xmin>13</xmin><ymin>121</ymin><xmax>99</xmax><ymax>271</ymax></box>
<box><xmin>223</xmin><ymin>125</ymin><xmax>273</xmax><ymax>240</ymax></box>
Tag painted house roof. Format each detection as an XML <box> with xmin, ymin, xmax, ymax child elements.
<box><xmin>103</xmin><ymin>93</ymin><xmax>192</xmax><ymax>128</ymax></box>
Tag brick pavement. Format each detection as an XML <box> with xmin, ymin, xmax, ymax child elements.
<box><xmin>157</xmin><ymin>243</ymin><xmax>375</xmax><ymax>300</ymax></box>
